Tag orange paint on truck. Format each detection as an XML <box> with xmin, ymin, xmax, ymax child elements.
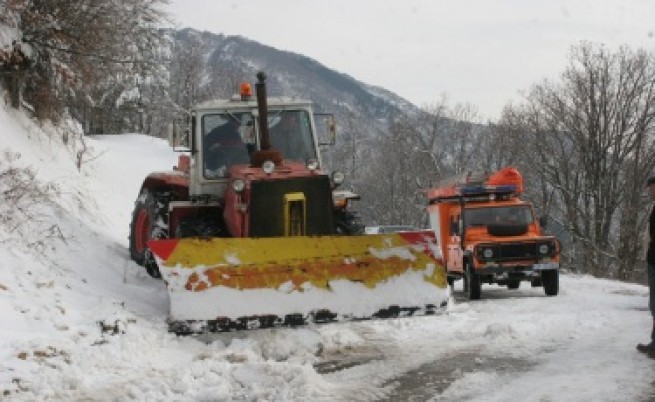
<box><xmin>425</xmin><ymin>167</ymin><xmax>560</xmax><ymax>299</ymax></box>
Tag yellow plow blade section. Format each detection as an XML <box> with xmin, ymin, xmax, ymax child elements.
<box><xmin>148</xmin><ymin>231</ymin><xmax>447</xmax><ymax>330</ymax></box>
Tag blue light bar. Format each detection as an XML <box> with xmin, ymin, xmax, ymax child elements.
<box><xmin>460</xmin><ymin>184</ymin><xmax>517</xmax><ymax>196</ymax></box>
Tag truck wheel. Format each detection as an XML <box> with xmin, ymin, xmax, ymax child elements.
<box><xmin>542</xmin><ymin>270</ymin><xmax>559</xmax><ymax>296</ymax></box>
<box><xmin>466</xmin><ymin>263</ymin><xmax>481</xmax><ymax>300</ymax></box>
<box><xmin>507</xmin><ymin>280</ymin><xmax>520</xmax><ymax>290</ymax></box>
<box><xmin>129</xmin><ymin>189</ymin><xmax>169</xmax><ymax>278</ymax></box>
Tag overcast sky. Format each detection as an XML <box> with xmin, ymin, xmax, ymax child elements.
<box><xmin>166</xmin><ymin>0</ymin><xmax>655</xmax><ymax>120</ymax></box>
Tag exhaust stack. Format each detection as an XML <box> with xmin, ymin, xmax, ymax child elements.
<box><xmin>251</xmin><ymin>71</ymin><xmax>283</xmax><ymax>167</ymax></box>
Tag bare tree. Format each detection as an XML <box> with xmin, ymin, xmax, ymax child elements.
<box><xmin>2</xmin><ymin>0</ymin><xmax>167</xmax><ymax>124</ymax></box>
<box><xmin>357</xmin><ymin>98</ymin><xmax>483</xmax><ymax>227</ymax></box>
<box><xmin>169</xmin><ymin>32</ymin><xmax>210</xmax><ymax>112</ymax></box>
<box><xmin>498</xmin><ymin>42</ymin><xmax>655</xmax><ymax>279</ymax></box>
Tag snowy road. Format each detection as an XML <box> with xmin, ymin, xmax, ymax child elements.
<box><xmin>308</xmin><ymin>278</ymin><xmax>654</xmax><ymax>401</ymax></box>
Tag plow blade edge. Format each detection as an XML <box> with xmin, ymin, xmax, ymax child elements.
<box><xmin>148</xmin><ymin>231</ymin><xmax>447</xmax><ymax>333</ymax></box>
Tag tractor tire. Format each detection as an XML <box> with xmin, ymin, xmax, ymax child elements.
<box><xmin>542</xmin><ymin>270</ymin><xmax>559</xmax><ymax>296</ymax></box>
<box><xmin>507</xmin><ymin>280</ymin><xmax>521</xmax><ymax>290</ymax></box>
<box><xmin>335</xmin><ymin>209</ymin><xmax>364</xmax><ymax>235</ymax></box>
<box><xmin>466</xmin><ymin>263</ymin><xmax>481</xmax><ymax>300</ymax></box>
<box><xmin>129</xmin><ymin>189</ymin><xmax>169</xmax><ymax>278</ymax></box>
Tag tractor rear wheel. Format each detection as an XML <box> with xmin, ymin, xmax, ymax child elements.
<box><xmin>129</xmin><ymin>189</ymin><xmax>169</xmax><ymax>278</ymax></box>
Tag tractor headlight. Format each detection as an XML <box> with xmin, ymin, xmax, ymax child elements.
<box><xmin>306</xmin><ymin>159</ymin><xmax>319</xmax><ymax>171</ymax></box>
<box><xmin>232</xmin><ymin>179</ymin><xmax>245</xmax><ymax>193</ymax></box>
<box><xmin>332</xmin><ymin>171</ymin><xmax>345</xmax><ymax>185</ymax></box>
<box><xmin>262</xmin><ymin>160</ymin><xmax>275</xmax><ymax>174</ymax></box>
<box><xmin>538</xmin><ymin>243</ymin><xmax>550</xmax><ymax>255</ymax></box>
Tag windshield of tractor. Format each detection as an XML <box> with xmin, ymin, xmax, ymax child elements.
<box><xmin>465</xmin><ymin>205</ymin><xmax>534</xmax><ymax>227</ymax></box>
<box><xmin>202</xmin><ymin>112</ymin><xmax>253</xmax><ymax>178</ymax></box>
<box><xmin>268</xmin><ymin>110</ymin><xmax>317</xmax><ymax>162</ymax></box>
<box><xmin>201</xmin><ymin>109</ymin><xmax>318</xmax><ymax>178</ymax></box>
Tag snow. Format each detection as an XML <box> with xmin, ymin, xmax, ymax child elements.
<box><xmin>1</xmin><ymin>99</ymin><xmax>654</xmax><ymax>401</ymax></box>
<box><xmin>165</xmin><ymin>270</ymin><xmax>444</xmax><ymax>321</ymax></box>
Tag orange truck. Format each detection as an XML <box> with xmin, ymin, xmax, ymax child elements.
<box><xmin>426</xmin><ymin>167</ymin><xmax>560</xmax><ymax>299</ymax></box>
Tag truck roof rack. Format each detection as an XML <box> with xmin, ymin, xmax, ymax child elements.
<box><xmin>427</xmin><ymin>167</ymin><xmax>523</xmax><ymax>203</ymax></box>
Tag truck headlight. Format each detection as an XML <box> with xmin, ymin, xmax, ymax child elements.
<box><xmin>538</xmin><ymin>243</ymin><xmax>550</xmax><ymax>255</ymax></box>
<box><xmin>483</xmin><ymin>248</ymin><xmax>494</xmax><ymax>259</ymax></box>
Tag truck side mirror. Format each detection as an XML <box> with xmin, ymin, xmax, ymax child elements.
<box><xmin>315</xmin><ymin>113</ymin><xmax>336</xmax><ymax>146</ymax></box>
<box><xmin>539</xmin><ymin>215</ymin><xmax>548</xmax><ymax>228</ymax></box>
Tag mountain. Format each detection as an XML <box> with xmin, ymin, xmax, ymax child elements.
<box><xmin>170</xmin><ymin>28</ymin><xmax>416</xmax><ymax>131</ymax></box>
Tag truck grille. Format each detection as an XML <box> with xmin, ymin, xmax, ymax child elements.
<box><xmin>476</xmin><ymin>241</ymin><xmax>557</xmax><ymax>263</ymax></box>
<box><xmin>498</xmin><ymin>243</ymin><xmax>538</xmax><ymax>260</ymax></box>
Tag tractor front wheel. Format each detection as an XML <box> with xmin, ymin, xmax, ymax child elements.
<box><xmin>129</xmin><ymin>189</ymin><xmax>169</xmax><ymax>278</ymax></box>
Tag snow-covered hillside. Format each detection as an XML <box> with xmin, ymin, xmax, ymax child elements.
<box><xmin>1</xmin><ymin>102</ymin><xmax>654</xmax><ymax>401</ymax></box>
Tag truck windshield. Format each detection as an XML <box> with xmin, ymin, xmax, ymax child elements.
<box><xmin>268</xmin><ymin>110</ymin><xmax>317</xmax><ymax>162</ymax></box>
<box><xmin>465</xmin><ymin>205</ymin><xmax>533</xmax><ymax>227</ymax></box>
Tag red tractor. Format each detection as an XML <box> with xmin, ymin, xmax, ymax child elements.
<box><xmin>129</xmin><ymin>72</ymin><xmax>447</xmax><ymax>333</ymax></box>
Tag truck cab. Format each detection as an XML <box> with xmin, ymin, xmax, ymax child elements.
<box><xmin>426</xmin><ymin>167</ymin><xmax>560</xmax><ymax>299</ymax></box>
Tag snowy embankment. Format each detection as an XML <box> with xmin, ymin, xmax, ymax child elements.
<box><xmin>0</xmin><ymin>101</ymin><xmax>654</xmax><ymax>401</ymax></box>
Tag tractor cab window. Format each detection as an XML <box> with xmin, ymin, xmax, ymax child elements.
<box><xmin>202</xmin><ymin>112</ymin><xmax>252</xmax><ymax>179</ymax></box>
<box><xmin>465</xmin><ymin>205</ymin><xmax>534</xmax><ymax>227</ymax></box>
<box><xmin>268</xmin><ymin>110</ymin><xmax>317</xmax><ymax>162</ymax></box>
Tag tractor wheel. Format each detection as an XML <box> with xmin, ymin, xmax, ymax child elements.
<box><xmin>466</xmin><ymin>262</ymin><xmax>481</xmax><ymax>300</ymax></box>
<box><xmin>335</xmin><ymin>209</ymin><xmax>364</xmax><ymax>235</ymax></box>
<box><xmin>129</xmin><ymin>189</ymin><xmax>169</xmax><ymax>278</ymax></box>
<box><xmin>542</xmin><ymin>270</ymin><xmax>559</xmax><ymax>296</ymax></box>
<box><xmin>507</xmin><ymin>280</ymin><xmax>521</xmax><ymax>290</ymax></box>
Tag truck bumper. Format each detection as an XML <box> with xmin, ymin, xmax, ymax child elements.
<box><xmin>475</xmin><ymin>261</ymin><xmax>559</xmax><ymax>275</ymax></box>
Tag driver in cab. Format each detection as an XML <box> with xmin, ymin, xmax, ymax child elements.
<box><xmin>204</xmin><ymin>119</ymin><xmax>249</xmax><ymax>178</ymax></box>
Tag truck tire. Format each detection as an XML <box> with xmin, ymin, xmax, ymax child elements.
<box><xmin>542</xmin><ymin>270</ymin><xmax>559</xmax><ymax>296</ymax></box>
<box><xmin>507</xmin><ymin>280</ymin><xmax>521</xmax><ymax>290</ymax></box>
<box><xmin>129</xmin><ymin>189</ymin><xmax>169</xmax><ymax>278</ymax></box>
<box><xmin>466</xmin><ymin>263</ymin><xmax>481</xmax><ymax>300</ymax></box>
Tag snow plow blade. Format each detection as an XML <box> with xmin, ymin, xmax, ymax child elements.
<box><xmin>148</xmin><ymin>231</ymin><xmax>447</xmax><ymax>334</ymax></box>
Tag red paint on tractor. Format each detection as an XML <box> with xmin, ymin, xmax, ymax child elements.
<box><xmin>147</xmin><ymin>239</ymin><xmax>180</xmax><ymax>262</ymax></box>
